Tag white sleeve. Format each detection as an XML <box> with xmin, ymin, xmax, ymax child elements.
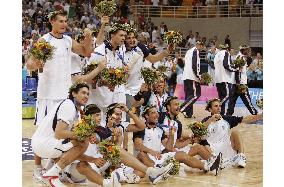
<box><xmin>71</xmin><ymin>53</ymin><xmax>82</xmax><ymax>75</ymax></box>
<box><xmin>57</xmin><ymin>100</ymin><xmax>77</xmax><ymax>126</ymax></box>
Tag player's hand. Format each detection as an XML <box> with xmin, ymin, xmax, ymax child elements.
<box><xmin>209</xmin><ymin>114</ymin><xmax>222</xmax><ymax>123</ymax></box>
<box><xmin>101</xmin><ymin>16</ymin><xmax>110</xmax><ymax>26</ymax></box>
<box><xmin>97</xmin><ymin>58</ymin><xmax>107</xmax><ymax>71</ymax></box>
<box><xmin>93</xmin><ymin>158</ymin><xmax>107</xmax><ymax>167</ymax></box>
<box><xmin>149</xmin><ymin>150</ymin><xmax>162</xmax><ymax>160</ymax></box>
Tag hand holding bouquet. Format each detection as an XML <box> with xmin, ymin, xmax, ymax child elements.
<box><xmin>201</xmin><ymin>72</ymin><xmax>213</xmax><ymax>85</ymax></box>
<box><xmin>93</xmin><ymin>0</ymin><xmax>117</xmax><ymax>17</ymax></box>
<box><xmin>98</xmin><ymin>140</ymin><xmax>121</xmax><ymax>166</ymax></box>
<box><xmin>99</xmin><ymin>67</ymin><xmax>129</xmax><ymax>91</ymax></box>
<box><xmin>29</xmin><ymin>40</ymin><xmax>55</xmax><ymax>73</ymax></box>
<box><xmin>140</xmin><ymin>67</ymin><xmax>160</xmax><ymax>86</ymax></box>
<box><xmin>73</xmin><ymin>114</ymin><xmax>97</xmax><ymax>141</ymax></box>
<box><xmin>163</xmin><ymin>157</ymin><xmax>180</xmax><ymax>175</ymax></box>
<box><xmin>163</xmin><ymin>31</ymin><xmax>183</xmax><ymax>50</ymax></box>
<box><xmin>236</xmin><ymin>84</ymin><xmax>248</xmax><ymax>94</ymax></box>
<box><xmin>233</xmin><ymin>56</ymin><xmax>246</xmax><ymax>68</ymax></box>
<box><xmin>187</xmin><ymin>121</ymin><xmax>208</xmax><ymax>138</ymax></box>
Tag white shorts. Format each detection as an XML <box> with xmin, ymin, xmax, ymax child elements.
<box><xmin>32</xmin><ymin>138</ymin><xmax>73</xmax><ymax>158</ymax></box>
<box><xmin>210</xmin><ymin>141</ymin><xmax>236</xmax><ymax>159</ymax></box>
<box><xmin>148</xmin><ymin>152</ymin><xmax>176</xmax><ymax>167</ymax></box>
<box><xmin>35</xmin><ymin>99</ymin><xmax>64</xmax><ymax>126</ymax></box>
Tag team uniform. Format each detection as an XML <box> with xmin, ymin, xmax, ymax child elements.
<box><xmin>35</xmin><ymin>33</ymin><xmax>73</xmax><ymax>125</ymax></box>
<box><xmin>180</xmin><ymin>46</ymin><xmax>201</xmax><ymax>118</ymax></box>
<box><xmin>159</xmin><ymin>114</ymin><xmax>191</xmax><ymax>154</ymax></box>
<box><xmin>214</xmin><ymin>49</ymin><xmax>237</xmax><ymax>115</ymax></box>
<box><xmin>133</xmin><ymin>126</ymin><xmax>176</xmax><ymax>166</ymax></box>
<box><xmin>87</xmin><ymin>41</ymin><xmax>128</xmax><ymax>126</ymax></box>
<box><xmin>31</xmin><ymin>99</ymin><xmax>79</xmax><ymax>158</ymax></box>
<box><xmin>201</xmin><ymin>115</ymin><xmax>247</xmax><ymax>168</ymax></box>
<box><xmin>226</xmin><ymin>52</ymin><xmax>258</xmax><ymax>115</ymax></box>
<box><xmin>148</xmin><ymin>92</ymin><xmax>169</xmax><ymax>124</ymax></box>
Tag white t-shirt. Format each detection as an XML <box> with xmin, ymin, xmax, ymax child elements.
<box><xmin>149</xmin><ymin>92</ymin><xmax>168</xmax><ymax>113</ymax></box>
<box><xmin>87</xmin><ymin>42</ymin><xmax>126</xmax><ymax>108</ymax></box>
<box><xmin>32</xmin><ymin>99</ymin><xmax>79</xmax><ymax>141</ymax></box>
<box><xmin>152</xmin><ymin>0</ymin><xmax>160</xmax><ymax>6</ymax></box>
<box><xmin>37</xmin><ymin>33</ymin><xmax>73</xmax><ymax>100</ymax></box>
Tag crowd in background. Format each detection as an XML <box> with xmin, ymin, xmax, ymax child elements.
<box><xmin>22</xmin><ymin>0</ymin><xmax>263</xmax><ymax>91</ymax></box>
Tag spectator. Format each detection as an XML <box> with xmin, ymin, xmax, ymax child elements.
<box><xmin>224</xmin><ymin>34</ymin><xmax>231</xmax><ymax>49</ymax></box>
<box><xmin>80</xmin><ymin>12</ymin><xmax>90</xmax><ymax>24</ymax></box>
<box><xmin>87</xmin><ymin>19</ymin><xmax>96</xmax><ymax>30</ymax></box>
<box><xmin>186</xmin><ymin>34</ymin><xmax>196</xmax><ymax>48</ymax></box>
<box><xmin>152</xmin><ymin>26</ymin><xmax>159</xmax><ymax>43</ymax></box>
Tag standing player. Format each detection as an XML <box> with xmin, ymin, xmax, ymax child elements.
<box><xmin>180</xmin><ymin>41</ymin><xmax>205</xmax><ymax>118</ymax></box>
<box><xmin>226</xmin><ymin>45</ymin><xmax>258</xmax><ymax>116</ymax></box>
<box><xmin>26</xmin><ymin>10</ymin><xmax>93</xmax><ymax>182</ymax></box>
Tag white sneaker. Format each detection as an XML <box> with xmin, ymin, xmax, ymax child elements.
<box><xmin>148</xmin><ymin>163</ymin><xmax>174</xmax><ymax>184</ymax></box>
<box><xmin>32</xmin><ymin>168</ymin><xmax>49</xmax><ymax>185</ymax></box>
<box><xmin>236</xmin><ymin>153</ymin><xmax>246</xmax><ymax>168</ymax></box>
<box><xmin>42</xmin><ymin>176</ymin><xmax>67</xmax><ymax>187</ymax></box>
<box><xmin>204</xmin><ymin>152</ymin><xmax>222</xmax><ymax>176</ymax></box>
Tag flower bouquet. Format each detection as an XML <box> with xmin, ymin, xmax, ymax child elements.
<box><xmin>98</xmin><ymin>140</ymin><xmax>121</xmax><ymax>166</ymax></box>
<box><xmin>29</xmin><ymin>40</ymin><xmax>55</xmax><ymax>73</ymax></box>
<box><xmin>73</xmin><ymin>114</ymin><xmax>97</xmax><ymax>141</ymax></box>
<box><xmin>157</xmin><ymin>65</ymin><xmax>168</xmax><ymax>73</ymax></box>
<box><xmin>140</xmin><ymin>67</ymin><xmax>160</xmax><ymax>86</ymax></box>
<box><xmin>163</xmin><ymin>157</ymin><xmax>180</xmax><ymax>175</ymax></box>
<box><xmin>99</xmin><ymin>67</ymin><xmax>129</xmax><ymax>91</ymax></box>
<box><xmin>82</xmin><ymin>61</ymin><xmax>100</xmax><ymax>89</ymax></box>
<box><xmin>233</xmin><ymin>56</ymin><xmax>246</xmax><ymax>68</ymax></box>
<box><xmin>187</xmin><ymin>121</ymin><xmax>208</xmax><ymax>138</ymax></box>
<box><xmin>163</xmin><ymin>31</ymin><xmax>183</xmax><ymax>50</ymax></box>
<box><xmin>236</xmin><ymin>84</ymin><xmax>247</xmax><ymax>94</ymax></box>
<box><xmin>201</xmin><ymin>72</ymin><xmax>213</xmax><ymax>85</ymax></box>
<box><xmin>256</xmin><ymin>98</ymin><xmax>263</xmax><ymax>110</ymax></box>
<box><xmin>93</xmin><ymin>0</ymin><xmax>117</xmax><ymax>17</ymax></box>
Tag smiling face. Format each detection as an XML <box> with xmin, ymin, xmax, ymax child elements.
<box><xmin>50</xmin><ymin>14</ymin><xmax>68</xmax><ymax>34</ymax></box>
<box><xmin>111</xmin><ymin>30</ymin><xmax>127</xmax><ymax>47</ymax></box>
<box><xmin>145</xmin><ymin>107</ymin><xmax>159</xmax><ymax>124</ymax></box>
<box><xmin>209</xmin><ymin>101</ymin><xmax>221</xmax><ymax>115</ymax></box>
<box><xmin>125</xmin><ymin>32</ymin><xmax>136</xmax><ymax>49</ymax></box>
<box><xmin>167</xmin><ymin>99</ymin><xmax>180</xmax><ymax>116</ymax></box>
<box><xmin>73</xmin><ymin>87</ymin><xmax>89</xmax><ymax>106</ymax></box>
<box><xmin>91</xmin><ymin>112</ymin><xmax>101</xmax><ymax>125</ymax></box>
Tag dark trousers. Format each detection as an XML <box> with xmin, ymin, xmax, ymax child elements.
<box><xmin>180</xmin><ymin>79</ymin><xmax>201</xmax><ymax>117</ymax></box>
<box><xmin>216</xmin><ymin>82</ymin><xmax>232</xmax><ymax>115</ymax></box>
<box><xmin>227</xmin><ymin>84</ymin><xmax>258</xmax><ymax>115</ymax></box>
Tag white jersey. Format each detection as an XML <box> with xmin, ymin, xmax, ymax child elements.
<box><xmin>214</xmin><ymin>49</ymin><xmax>236</xmax><ymax>84</ymax></box>
<box><xmin>87</xmin><ymin>42</ymin><xmax>127</xmax><ymax>108</ymax></box>
<box><xmin>236</xmin><ymin>52</ymin><xmax>248</xmax><ymax>85</ymax></box>
<box><xmin>31</xmin><ymin>99</ymin><xmax>80</xmax><ymax>158</ymax></box>
<box><xmin>124</xmin><ymin>50</ymin><xmax>144</xmax><ymax>96</ymax></box>
<box><xmin>149</xmin><ymin>92</ymin><xmax>168</xmax><ymax>113</ymax></box>
<box><xmin>37</xmin><ymin>33</ymin><xmax>73</xmax><ymax>100</ymax></box>
<box><xmin>205</xmin><ymin>119</ymin><xmax>236</xmax><ymax>159</ymax></box>
<box><xmin>182</xmin><ymin>47</ymin><xmax>200</xmax><ymax>82</ymax></box>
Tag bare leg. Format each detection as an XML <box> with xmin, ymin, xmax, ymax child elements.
<box><xmin>230</xmin><ymin>130</ymin><xmax>244</xmax><ymax>153</ymax></box>
<box><xmin>76</xmin><ymin>161</ymin><xmax>104</xmax><ymax>185</ymax></box>
<box><xmin>34</xmin><ymin>154</ymin><xmax>42</xmax><ymax>167</ymax></box>
<box><xmin>188</xmin><ymin>144</ymin><xmax>213</xmax><ymax>160</ymax></box>
<box><xmin>120</xmin><ymin>149</ymin><xmax>149</xmax><ymax>173</ymax></box>
<box><xmin>174</xmin><ymin>152</ymin><xmax>204</xmax><ymax>170</ymax></box>
<box><xmin>137</xmin><ymin>152</ymin><xmax>155</xmax><ymax>167</ymax></box>
<box><xmin>56</xmin><ymin>140</ymin><xmax>88</xmax><ymax>170</ymax></box>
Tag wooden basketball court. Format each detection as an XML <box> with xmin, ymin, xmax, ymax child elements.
<box><xmin>22</xmin><ymin>104</ymin><xmax>263</xmax><ymax>187</ymax></box>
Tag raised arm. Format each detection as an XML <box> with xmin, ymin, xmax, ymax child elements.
<box><xmin>72</xmin><ymin>28</ymin><xmax>93</xmax><ymax>57</ymax></box>
<box><xmin>95</xmin><ymin>16</ymin><xmax>109</xmax><ymax>46</ymax></box>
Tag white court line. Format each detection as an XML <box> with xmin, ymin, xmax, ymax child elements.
<box><xmin>172</xmin><ymin>176</ymin><xmax>238</xmax><ymax>187</ymax></box>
